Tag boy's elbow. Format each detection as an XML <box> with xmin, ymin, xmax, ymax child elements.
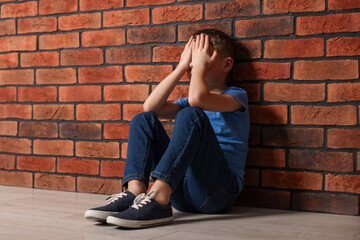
<box><xmin>188</xmin><ymin>94</ymin><xmax>202</xmax><ymax>108</ymax></box>
<box><xmin>143</xmin><ymin>102</ymin><xmax>152</xmax><ymax>112</ymax></box>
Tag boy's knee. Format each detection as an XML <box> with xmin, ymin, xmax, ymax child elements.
<box><xmin>176</xmin><ymin>107</ymin><xmax>204</xmax><ymax>119</ymax></box>
<box><xmin>130</xmin><ymin>111</ymin><xmax>157</xmax><ymax>124</ymax></box>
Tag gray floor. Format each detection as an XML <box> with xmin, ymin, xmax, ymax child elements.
<box><xmin>0</xmin><ymin>185</ymin><xmax>359</xmax><ymax>240</ymax></box>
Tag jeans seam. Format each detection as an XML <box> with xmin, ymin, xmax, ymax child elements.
<box><xmin>164</xmin><ymin>115</ymin><xmax>201</xmax><ymax>182</ymax></box>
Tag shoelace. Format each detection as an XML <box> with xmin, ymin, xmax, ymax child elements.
<box><xmin>105</xmin><ymin>192</ymin><xmax>128</xmax><ymax>205</ymax></box>
<box><xmin>131</xmin><ymin>190</ymin><xmax>157</xmax><ymax>210</ymax></box>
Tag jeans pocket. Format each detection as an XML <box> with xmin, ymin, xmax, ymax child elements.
<box><xmin>199</xmin><ymin>188</ymin><xmax>239</xmax><ymax>214</ymax></box>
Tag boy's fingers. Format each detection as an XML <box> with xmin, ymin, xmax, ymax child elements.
<box><xmin>204</xmin><ymin>34</ymin><xmax>209</xmax><ymax>51</ymax></box>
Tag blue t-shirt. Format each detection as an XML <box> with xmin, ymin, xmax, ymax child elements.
<box><xmin>174</xmin><ymin>86</ymin><xmax>250</xmax><ymax>193</ymax></box>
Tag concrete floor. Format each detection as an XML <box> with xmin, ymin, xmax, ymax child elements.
<box><xmin>0</xmin><ymin>185</ymin><xmax>359</xmax><ymax>240</ymax></box>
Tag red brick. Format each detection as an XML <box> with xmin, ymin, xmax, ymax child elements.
<box><xmin>0</xmin><ymin>170</ymin><xmax>32</xmax><ymax>188</ymax></box>
<box><xmin>76</xmin><ymin>104</ymin><xmax>121</xmax><ymax>121</ymax></box>
<box><xmin>0</xmin><ymin>53</ymin><xmax>18</xmax><ymax>68</ymax></box>
<box><xmin>59</xmin><ymin>13</ymin><xmax>101</xmax><ymax>31</ymax></box>
<box><xmin>234</xmin><ymin>84</ymin><xmax>260</xmax><ymax>102</ymax></box>
<box><xmin>328</xmin><ymin>129</ymin><xmax>360</xmax><ymax>149</ymax></box>
<box><xmin>358</xmin><ymin>153</ymin><xmax>360</xmax><ymax>171</ymax></box>
<box><xmin>233</xmin><ymin>62</ymin><xmax>291</xmax><ymax>80</ymax></box>
<box><xmin>60</xmin><ymin>123</ymin><xmax>101</xmax><ymax>140</ymax></box>
<box><xmin>21</xmin><ymin>52</ymin><xmax>59</xmax><ymax>67</ymax></box>
<box><xmin>19</xmin><ymin>122</ymin><xmax>58</xmax><ymax>138</ymax></box>
<box><xmin>246</xmin><ymin>148</ymin><xmax>286</xmax><ymax>167</ymax></box>
<box><xmin>79</xmin><ymin>66</ymin><xmax>123</xmax><ymax>84</ymax></box>
<box><xmin>34</xmin><ymin>173</ymin><xmax>75</xmax><ymax>191</ymax></box>
<box><xmin>76</xmin><ymin>141</ymin><xmax>119</xmax><ymax>159</ymax></box>
<box><xmin>153</xmin><ymin>4</ymin><xmax>202</xmax><ymax>24</ymax></box>
<box><xmin>293</xmin><ymin>192</ymin><xmax>359</xmax><ymax>215</ymax></box>
<box><xmin>263</xmin><ymin>127</ymin><xmax>324</xmax><ymax>147</ymax></box>
<box><xmin>235</xmin><ymin>40</ymin><xmax>262</xmax><ymax>59</ymax></box>
<box><xmin>264</xmin><ymin>38</ymin><xmax>324</xmax><ymax>58</ymax></box>
<box><xmin>17</xmin><ymin>156</ymin><xmax>56</xmax><ymax>172</ymax></box>
<box><xmin>125</xmin><ymin>65</ymin><xmax>173</xmax><ymax>83</ymax></box>
<box><xmin>104</xmin><ymin>85</ymin><xmax>149</xmax><ymax>101</ymax></box>
<box><xmin>328</xmin><ymin>82</ymin><xmax>360</xmax><ymax>102</ymax></box>
<box><xmin>297</xmin><ymin>13</ymin><xmax>360</xmax><ymax>35</ymax></box>
<box><xmin>249</xmin><ymin>105</ymin><xmax>288</xmax><ymax>124</ymax></box>
<box><xmin>236</xmin><ymin>188</ymin><xmax>290</xmax><ymax>209</ymax></box>
<box><xmin>0</xmin><ymin>35</ymin><xmax>36</xmax><ymax>52</ymax></box>
<box><xmin>39</xmin><ymin>0</ymin><xmax>77</xmax><ymax>15</ymax></box>
<box><xmin>0</xmin><ymin>19</ymin><xmax>15</xmax><ymax>36</ymax></box>
<box><xmin>292</xmin><ymin>105</ymin><xmax>357</xmax><ymax>125</ymax></box>
<box><xmin>77</xmin><ymin>176</ymin><xmax>122</xmax><ymax>194</ymax></box>
<box><xmin>82</xmin><ymin>29</ymin><xmax>125</xmax><ymax>47</ymax></box>
<box><xmin>127</xmin><ymin>26</ymin><xmax>175</xmax><ymax>44</ymax></box>
<box><xmin>103</xmin><ymin>8</ymin><xmax>149</xmax><ymax>27</ymax></box>
<box><xmin>249</xmin><ymin>126</ymin><xmax>260</xmax><ymax>145</ymax></box>
<box><xmin>0</xmin><ymin>104</ymin><xmax>32</xmax><ymax>119</ymax></box>
<box><xmin>178</xmin><ymin>22</ymin><xmax>232</xmax><ymax>42</ymax></box>
<box><xmin>1</xmin><ymin>1</ymin><xmax>37</xmax><ymax>18</ymax></box>
<box><xmin>235</xmin><ymin>16</ymin><xmax>294</xmax><ymax>38</ymax></box>
<box><xmin>328</xmin><ymin>0</ymin><xmax>360</xmax><ymax>10</ymax></box>
<box><xmin>243</xmin><ymin>168</ymin><xmax>259</xmax><ymax>186</ymax></box>
<box><xmin>0</xmin><ymin>137</ymin><xmax>31</xmax><ymax>154</ymax></box>
<box><xmin>123</xmin><ymin>104</ymin><xmax>143</xmax><ymax>121</ymax></box>
<box><xmin>294</xmin><ymin>60</ymin><xmax>358</xmax><ymax>80</ymax></box>
<box><xmin>121</xmin><ymin>142</ymin><xmax>127</xmax><ymax>159</ymax></box>
<box><xmin>80</xmin><ymin>0</ymin><xmax>123</xmax><ymax>11</ymax></box>
<box><xmin>34</xmin><ymin>104</ymin><xmax>74</xmax><ymax>120</ymax></box>
<box><xmin>264</xmin><ymin>83</ymin><xmax>325</xmax><ymax>102</ymax></box>
<box><xmin>18</xmin><ymin>86</ymin><xmax>57</xmax><ymax>102</ymax></box>
<box><xmin>0</xmin><ymin>87</ymin><xmax>16</xmax><ymax>102</ymax></box>
<box><xmin>166</xmin><ymin>85</ymin><xmax>189</xmax><ymax>101</ymax></box>
<box><xmin>0</xmin><ymin>121</ymin><xmax>17</xmax><ymax>136</ymax></box>
<box><xmin>106</xmin><ymin>47</ymin><xmax>151</xmax><ymax>64</ymax></box>
<box><xmin>36</xmin><ymin>68</ymin><xmax>77</xmax><ymax>85</ymax></box>
<box><xmin>153</xmin><ymin>46</ymin><xmax>183</xmax><ymax>63</ymax></box>
<box><xmin>59</xmin><ymin>86</ymin><xmax>101</xmax><ymax>102</ymax></box>
<box><xmin>104</xmin><ymin>123</ymin><xmax>129</xmax><ymax>139</ymax></box>
<box><xmin>18</xmin><ymin>17</ymin><xmax>57</xmax><ymax>34</ymax></box>
<box><xmin>61</xmin><ymin>49</ymin><xmax>103</xmax><ymax>66</ymax></box>
<box><xmin>205</xmin><ymin>0</ymin><xmax>260</xmax><ymax>19</ymax></box>
<box><xmin>100</xmin><ymin>160</ymin><xmax>126</xmax><ymax>177</ymax></box>
<box><xmin>0</xmin><ymin>154</ymin><xmax>15</xmax><ymax>170</ymax></box>
<box><xmin>126</xmin><ymin>0</ymin><xmax>174</xmax><ymax>7</ymax></box>
<box><xmin>289</xmin><ymin>149</ymin><xmax>353</xmax><ymax>172</ymax></box>
<box><xmin>39</xmin><ymin>32</ymin><xmax>79</xmax><ymax>50</ymax></box>
<box><xmin>327</xmin><ymin>37</ymin><xmax>360</xmax><ymax>56</ymax></box>
<box><xmin>262</xmin><ymin>170</ymin><xmax>323</xmax><ymax>190</ymax></box>
<box><xmin>34</xmin><ymin>139</ymin><xmax>74</xmax><ymax>156</ymax></box>
<box><xmin>325</xmin><ymin>174</ymin><xmax>360</xmax><ymax>194</ymax></box>
<box><xmin>57</xmin><ymin>157</ymin><xmax>99</xmax><ymax>175</ymax></box>
<box><xmin>263</xmin><ymin>0</ymin><xmax>324</xmax><ymax>14</ymax></box>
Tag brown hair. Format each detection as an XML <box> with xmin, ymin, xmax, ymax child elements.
<box><xmin>191</xmin><ymin>28</ymin><xmax>235</xmax><ymax>61</ymax></box>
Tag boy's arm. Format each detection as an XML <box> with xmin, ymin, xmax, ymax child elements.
<box><xmin>189</xmin><ymin>34</ymin><xmax>244</xmax><ymax>112</ymax></box>
<box><xmin>143</xmin><ymin>36</ymin><xmax>194</xmax><ymax>118</ymax></box>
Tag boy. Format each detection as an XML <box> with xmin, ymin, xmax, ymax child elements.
<box><xmin>85</xmin><ymin>29</ymin><xmax>250</xmax><ymax>229</ymax></box>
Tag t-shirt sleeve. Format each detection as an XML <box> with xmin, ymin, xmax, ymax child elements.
<box><xmin>174</xmin><ymin>97</ymin><xmax>190</xmax><ymax>110</ymax></box>
<box><xmin>222</xmin><ymin>87</ymin><xmax>248</xmax><ymax>111</ymax></box>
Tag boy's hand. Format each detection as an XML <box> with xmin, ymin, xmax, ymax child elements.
<box><xmin>191</xmin><ymin>33</ymin><xmax>218</xmax><ymax>71</ymax></box>
<box><xmin>177</xmin><ymin>36</ymin><xmax>195</xmax><ymax>71</ymax></box>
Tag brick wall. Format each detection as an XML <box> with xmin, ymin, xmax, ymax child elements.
<box><xmin>0</xmin><ymin>0</ymin><xmax>359</xmax><ymax>216</ymax></box>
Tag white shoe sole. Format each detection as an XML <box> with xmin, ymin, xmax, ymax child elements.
<box><xmin>84</xmin><ymin>210</ymin><xmax>115</xmax><ymax>222</ymax></box>
<box><xmin>106</xmin><ymin>215</ymin><xmax>173</xmax><ymax>228</ymax></box>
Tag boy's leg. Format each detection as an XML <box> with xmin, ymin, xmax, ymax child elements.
<box><xmin>122</xmin><ymin>111</ymin><xmax>170</xmax><ymax>191</ymax></box>
<box><xmin>151</xmin><ymin>107</ymin><xmax>241</xmax><ymax>213</ymax></box>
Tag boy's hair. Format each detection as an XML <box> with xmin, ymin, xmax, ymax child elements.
<box><xmin>191</xmin><ymin>28</ymin><xmax>235</xmax><ymax>61</ymax></box>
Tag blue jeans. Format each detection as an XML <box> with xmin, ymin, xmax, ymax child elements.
<box><xmin>122</xmin><ymin>107</ymin><xmax>240</xmax><ymax>214</ymax></box>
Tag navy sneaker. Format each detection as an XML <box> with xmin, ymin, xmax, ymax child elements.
<box><xmin>106</xmin><ymin>190</ymin><xmax>173</xmax><ymax>228</ymax></box>
<box><xmin>84</xmin><ymin>191</ymin><xmax>136</xmax><ymax>222</ymax></box>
